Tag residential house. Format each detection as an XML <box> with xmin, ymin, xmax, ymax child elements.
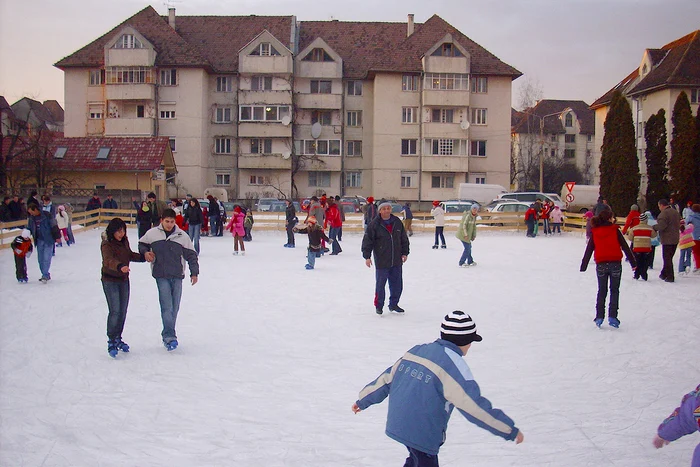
<box><xmin>55</xmin><ymin>6</ymin><xmax>521</xmax><ymax>201</ymax></box>
<box><xmin>10</xmin><ymin>97</ymin><xmax>64</xmax><ymax>135</ymax></box>
<box><xmin>0</xmin><ymin>96</ymin><xmax>15</xmax><ymax>136</ymax></box>
<box><xmin>591</xmin><ymin>29</ymin><xmax>700</xmax><ymax>192</ymax></box>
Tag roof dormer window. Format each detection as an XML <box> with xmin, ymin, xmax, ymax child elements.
<box><xmin>114</xmin><ymin>34</ymin><xmax>143</xmax><ymax>49</ymax></box>
<box><xmin>642</xmin><ymin>63</ymin><xmax>648</xmax><ymax>76</ymax></box>
<box><xmin>250</xmin><ymin>42</ymin><xmax>280</xmax><ymax>56</ymax></box>
<box><xmin>302</xmin><ymin>48</ymin><xmax>334</xmax><ymax>62</ymax></box>
<box><xmin>431</xmin><ymin>43</ymin><xmax>463</xmax><ymax>57</ymax></box>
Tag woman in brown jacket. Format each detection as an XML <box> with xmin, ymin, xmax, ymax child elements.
<box><xmin>101</xmin><ymin>218</ymin><xmax>154</xmax><ymax>358</ymax></box>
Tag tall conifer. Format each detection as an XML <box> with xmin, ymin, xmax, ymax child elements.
<box><xmin>644</xmin><ymin>109</ymin><xmax>669</xmax><ymax>215</ymax></box>
<box><xmin>669</xmin><ymin>92</ymin><xmax>697</xmax><ymax>204</ymax></box>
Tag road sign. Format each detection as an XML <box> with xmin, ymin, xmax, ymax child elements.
<box><xmin>565</xmin><ymin>193</ymin><xmax>575</xmax><ymax>203</ymax></box>
<box><xmin>565</xmin><ymin>182</ymin><xmax>576</xmax><ymax>193</ymax></box>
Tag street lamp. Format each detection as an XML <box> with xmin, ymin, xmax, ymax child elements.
<box><xmin>533</xmin><ymin>108</ymin><xmax>571</xmax><ymax>192</ymax></box>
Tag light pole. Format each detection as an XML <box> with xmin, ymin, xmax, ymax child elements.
<box><xmin>534</xmin><ymin>108</ymin><xmax>571</xmax><ymax>192</ymax></box>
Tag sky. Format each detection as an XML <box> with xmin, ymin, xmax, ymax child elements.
<box><xmin>1</xmin><ymin>0</ymin><xmax>699</xmax><ymax>109</ymax></box>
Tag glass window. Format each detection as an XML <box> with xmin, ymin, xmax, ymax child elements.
<box><xmin>401</xmin><ymin>139</ymin><xmax>417</xmax><ymax>155</ymax></box>
<box><xmin>347</xmin><ymin>81</ymin><xmax>363</xmax><ymax>96</ymax></box>
<box><xmin>402</xmin><ymin>107</ymin><xmax>418</xmax><ymax>123</ymax></box>
<box><xmin>216</xmin><ymin>173</ymin><xmax>231</xmax><ymax>185</ymax></box>
<box><xmin>470</xmin><ymin>77</ymin><xmax>488</xmax><ymax>93</ymax></box>
<box><xmin>347</xmin><ymin>141</ymin><xmax>362</xmax><ymax>156</ymax></box>
<box><xmin>347</xmin><ymin>111</ymin><xmax>362</xmax><ymax>127</ymax></box>
<box><xmin>311</xmin><ymin>80</ymin><xmax>332</xmax><ymax>94</ymax></box>
<box><xmin>565</xmin><ymin>114</ymin><xmax>573</xmax><ymax>127</ymax></box>
<box><xmin>472</xmin><ymin>108</ymin><xmax>487</xmax><ymax>125</ymax></box>
<box><xmin>345</xmin><ymin>171</ymin><xmax>362</xmax><ymax>188</ymax></box>
<box><xmin>89</xmin><ymin>70</ymin><xmax>104</xmax><ymax>86</ymax></box>
<box><xmin>216</xmin><ymin>76</ymin><xmax>232</xmax><ymax>92</ymax></box>
<box><xmin>470</xmin><ymin>140</ymin><xmax>486</xmax><ymax>157</ymax></box>
<box><xmin>160</xmin><ymin>69</ymin><xmax>177</xmax><ymax>86</ymax></box>
<box><xmin>402</xmin><ymin>75</ymin><xmax>419</xmax><ymax>91</ymax></box>
<box><xmin>215</xmin><ymin>138</ymin><xmax>231</xmax><ymax>154</ymax></box>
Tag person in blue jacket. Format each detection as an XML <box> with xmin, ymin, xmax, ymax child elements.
<box><xmin>653</xmin><ymin>384</ymin><xmax>700</xmax><ymax>467</ymax></box>
<box><xmin>352</xmin><ymin>311</ymin><xmax>524</xmax><ymax>466</ymax></box>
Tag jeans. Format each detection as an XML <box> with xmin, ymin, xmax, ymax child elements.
<box><xmin>434</xmin><ymin>226</ymin><xmax>445</xmax><ymax>246</ymax></box>
<box><xmin>551</xmin><ymin>222</ymin><xmax>561</xmax><ymax>233</ymax></box>
<box><xmin>337</xmin><ymin>226</ymin><xmax>343</xmax><ymax>241</ymax></box>
<box><xmin>661</xmin><ymin>244</ymin><xmax>677</xmax><ymax>281</ymax></box>
<box><xmin>403</xmin><ymin>446</ymin><xmax>439</xmax><ymax>467</ymax></box>
<box><xmin>244</xmin><ymin>226</ymin><xmax>252</xmax><ymax>241</ymax></box>
<box><xmin>209</xmin><ymin>215</ymin><xmax>219</xmax><ymax>237</ymax></box>
<box><xmin>102</xmin><ymin>280</ymin><xmax>130</xmax><ymax>340</ymax></box>
<box><xmin>526</xmin><ymin>220</ymin><xmax>535</xmax><ymax>237</ymax></box>
<box><xmin>375</xmin><ymin>265</ymin><xmax>403</xmax><ymax>309</ymax></box>
<box><xmin>542</xmin><ymin>218</ymin><xmax>550</xmax><ymax>234</ymax></box>
<box><xmin>155</xmin><ymin>278</ymin><xmax>183</xmax><ymax>343</ymax></box>
<box><xmin>595</xmin><ymin>262</ymin><xmax>622</xmax><ymax>320</ymax></box>
<box><xmin>36</xmin><ymin>241</ymin><xmax>53</xmax><ymax>278</ymax></box>
<box><xmin>187</xmin><ymin>224</ymin><xmax>201</xmax><ymax>255</ymax></box>
<box><xmin>404</xmin><ymin>219</ymin><xmax>413</xmax><ymax>236</ymax></box>
<box><xmin>329</xmin><ymin>227</ymin><xmax>342</xmax><ymax>254</ymax></box>
<box><xmin>679</xmin><ymin>248</ymin><xmax>692</xmax><ymax>272</ymax></box>
<box><xmin>307</xmin><ymin>248</ymin><xmax>318</xmax><ymax>268</ymax></box>
<box><xmin>66</xmin><ymin>223</ymin><xmax>75</xmax><ymax>244</ymax></box>
<box><xmin>459</xmin><ymin>241</ymin><xmax>473</xmax><ymax>265</ymax></box>
<box><xmin>14</xmin><ymin>255</ymin><xmax>27</xmax><ymax>280</ymax></box>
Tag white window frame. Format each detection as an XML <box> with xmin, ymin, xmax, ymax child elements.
<box><xmin>249</xmin><ymin>175</ymin><xmax>272</xmax><ymax>186</ymax></box>
<box><xmin>239</xmin><ymin>105</ymin><xmax>290</xmax><ymax>123</ymax></box>
<box><xmin>89</xmin><ymin>70</ymin><xmax>103</xmax><ymax>86</ymax></box>
<box><xmin>472</xmin><ymin>108</ymin><xmax>487</xmax><ymax>125</ymax></box>
<box><xmin>565</xmin><ymin>114</ymin><xmax>573</xmax><ymax>127</ymax></box>
<box><xmin>215</xmin><ymin>107</ymin><xmax>233</xmax><ymax>123</ymax></box>
<box><xmin>311</xmin><ymin>110</ymin><xmax>332</xmax><ymax>126</ymax></box>
<box><xmin>345</xmin><ymin>171</ymin><xmax>362</xmax><ymax>188</ymax></box>
<box><xmin>470</xmin><ymin>76</ymin><xmax>488</xmax><ymax>93</ymax></box>
<box><xmin>402</xmin><ymin>107</ymin><xmax>418</xmax><ymax>124</ymax></box>
<box><xmin>431</xmin><ymin>108</ymin><xmax>454</xmax><ymax>123</ymax></box>
<box><xmin>215</xmin><ymin>137</ymin><xmax>232</xmax><ymax>154</ymax></box>
<box><xmin>425</xmin><ymin>139</ymin><xmax>468</xmax><ymax>156</ymax></box>
<box><xmin>431</xmin><ymin>174</ymin><xmax>455</xmax><ymax>189</ymax></box>
<box><xmin>114</xmin><ymin>34</ymin><xmax>143</xmax><ymax>49</ymax></box>
<box><xmin>691</xmin><ymin>89</ymin><xmax>700</xmax><ymax>104</ymax></box>
<box><xmin>347</xmin><ymin>140</ymin><xmax>362</xmax><ymax>157</ymax></box>
<box><xmin>215</xmin><ymin>173</ymin><xmax>231</xmax><ymax>186</ymax></box>
<box><xmin>160</xmin><ymin>110</ymin><xmax>176</xmax><ymax>119</ymax></box>
<box><xmin>168</xmin><ymin>137</ymin><xmax>176</xmax><ymax>153</ymax></box>
<box><xmin>308</xmin><ymin>171</ymin><xmax>331</xmax><ymax>188</ymax></box>
<box><xmin>401</xmin><ymin>171</ymin><xmax>417</xmax><ymax>188</ymax></box>
<box><xmin>470</xmin><ymin>173</ymin><xmax>487</xmax><ymax>184</ymax></box>
<box><xmin>347</xmin><ymin>81</ymin><xmax>363</xmax><ymax>96</ymax></box>
<box><xmin>401</xmin><ymin>139</ymin><xmax>417</xmax><ymax>156</ymax></box>
<box><xmin>296</xmin><ymin>139</ymin><xmax>341</xmax><ymax>156</ymax></box>
<box><xmin>105</xmin><ymin>67</ymin><xmax>153</xmax><ymax>84</ymax></box>
<box><xmin>160</xmin><ymin>69</ymin><xmax>177</xmax><ymax>86</ymax></box>
<box><xmin>310</xmin><ymin>80</ymin><xmax>332</xmax><ymax>94</ymax></box>
<box><xmin>424</xmin><ymin>73</ymin><xmax>469</xmax><ymax>90</ymax></box>
<box><xmin>250</xmin><ymin>138</ymin><xmax>273</xmax><ymax>154</ymax></box>
<box><xmin>88</xmin><ymin>104</ymin><xmax>104</xmax><ymax>120</ymax></box>
<box><xmin>347</xmin><ymin>111</ymin><xmax>362</xmax><ymax>127</ymax></box>
<box><xmin>251</xmin><ymin>76</ymin><xmax>273</xmax><ymax>91</ymax></box>
<box><xmin>470</xmin><ymin>140</ymin><xmax>487</xmax><ymax>157</ymax></box>
<box><xmin>402</xmin><ymin>75</ymin><xmax>419</xmax><ymax>92</ymax></box>
<box><xmin>216</xmin><ymin>76</ymin><xmax>233</xmax><ymax>92</ymax></box>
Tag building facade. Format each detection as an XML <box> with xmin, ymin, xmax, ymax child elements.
<box><xmin>56</xmin><ymin>6</ymin><xmax>521</xmax><ymax>200</ymax></box>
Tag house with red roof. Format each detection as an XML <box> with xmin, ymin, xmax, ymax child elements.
<box><xmin>55</xmin><ymin>6</ymin><xmax>521</xmax><ymax>202</ymax></box>
<box><xmin>591</xmin><ymin>30</ymin><xmax>700</xmax><ymax>190</ymax></box>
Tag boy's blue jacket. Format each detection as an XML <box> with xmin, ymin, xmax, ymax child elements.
<box><xmin>356</xmin><ymin>339</ymin><xmax>519</xmax><ymax>455</ymax></box>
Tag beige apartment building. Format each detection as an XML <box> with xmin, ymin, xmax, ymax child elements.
<box><xmin>590</xmin><ymin>30</ymin><xmax>700</xmax><ymax>193</ymax></box>
<box><xmin>56</xmin><ymin>6</ymin><xmax>521</xmax><ymax>201</ymax></box>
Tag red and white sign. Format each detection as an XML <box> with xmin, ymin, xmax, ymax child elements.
<box><xmin>565</xmin><ymin>182</ymin><xmax>576</xmax><ymax>193</ymax></box>
<box><xmin>565</xmin><ymin>193</ymin><xmax>575</xmax><ymax>203</ymax></box>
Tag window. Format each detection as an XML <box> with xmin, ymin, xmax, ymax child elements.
<box><xmin>96</xmin><ymin>147</ymin><xmax>111</xmax><ymax>160</ymax></box>
<box><xmin>472</xmin><ymin>108</ymin><xmax>487</xmax><ymax>125</ymax></box>
<box><xmin>168</xmin><ymin>138</ymin><xmax>176</xmax><ymax>152</ymax></box>
<box><xmin>216</xmin><ymin>76</ymin><xmax>232</xmax><ymax>92</ymax></box>
<box><xmin>470</xmin><ymin>140</ymin><xmax>487</xmax><ymax>157</ymax></box>
<box><xmin>401</xmin><ymin>139</ymin><xmax>417</xmax><ymax>155</ymax></box>
<box><xmin>160</xmin><ymin>110</ymin><xmax>176</xmax><ymax>119</ymax></box>
<box><xmin>425</xmin><ymin>139</ymin><xmax>468</xmax><ymax>155</ymax></box>
<box><xmin>347</xmin><ymin>111</ymin><xmax>362</xmax><ymax>127</ymax></box>
<box><xmin>692</xmin><ymin>89</ymin><xmax>700</xmax><ymax>104</ymax></box>
<box><xmin>215</xmin><ymin>137</ymin><xmax>231</xmax><ymax>154</ymax></box>
<box><xmin>302</xmin><ymin>48</ymin><xmax>333</xmax><ymax>62</ymax></box>
<box><xmin>216</xmin><ymin>173</ymin><xmax>231</xmax><ymax>185</ymax></box>
<box><xmin>431</xmin><ymin>174</ymin><xmax>454</xmax><ymax>189</ymax></box>
<box><xmin>113</xmin><ymin>34</ymin><xmax>143</xmax><ymax>49</ymax></box>
<box><xmin>550</xmin><ymin>134</ymin><xmax>557</xmax><ymax>142</ymax></box>
<box><xmin>251</xmin><ymin>76</ymin><xmax>273</xmax><ymax>91</ymax></box>
<box><xmin>250</xmin><ymin>42</ymin><xmax>280</xmax><ymax>56</ymax></box>
<box><xmin>402</xmin><ymin>107</ymin><xmax>418</xmax><ymax>123</ymax></box>
<box><xmin>431</xmin><ymin>108</ymin><xmax>454</xmax><ymax>123</ymax></box>
<box><xmin>402</xmin><ymin>75</ymin><xmax>419</xmax><ymax>91</ymax></box>
<box><xmin>587</xmin><ymin>135</ymin><xmax>593</xmax><ymax>142</ymax></box>
<box><xmin>105</xmin><ymin>67</ymin><xmax>153</xmax><ymax>84</ymax></box>
<box><xmin>215</xmin><ymin>107</ymin><xmax>233</xmax><ymax>123</ymax></box>
<box><xmin>470</xmin><ymin>77</ymin><xmax>488</xmax><ymax>93</ymax></box>
<box><xmin>94</xmin><ymin>184</ymin><xmax>107</xmax><ymax>190</ymax></box>
<box><xmin>550</xmin><ymin>149</ymin><xmax>556</xmax><ymax>158</ymax></box>
<box><xmin>401</xmin><ymin>172</ymin><xmax>417</xmax><ymax>188</ymax></box>
<box><xmin>250</xmin><ymin>138</ymin><xmax>273</xmax><ymax>154</ymax></box>
<box><xmin>160</xmin><ymin>69</ymin><xmax>177</xmax><ymax>86</ymax></box>
<box><xmin>296</xmin><ymin>140</ymin><xmax>341</xmax><ymax>155</ymax></box>
<box><xmin>565</xmin><ymin>114</ymin><xmax>573</xmax><ymax>127</ymax></box>
<box><xmin>239</xmin><ymin>105</ymin><xmax>290</xmax><ymax>122</ymax></box>
<box><xmin>472</xmin><ymin>174</ymin><xmax>486</xmax><ymax>184</ymax></box>
<box><xmin>347</xmin><ymin>81</ymin><xmax>363</xmax><ymax>96</ymax></box>
<box><xmin>308</xmin><ymin>171</ymin><xmax>331</xmax><ymax>187</ymax></box>
<box><xmin>564</xmin><ymin>149</ymin><xmax>576</xmax><ymax>158</ymax></box>
<box><xmin>345</xmin><ymin>171</ymin><xmax>362</xmax><ymax>188</ymax></box>
<box><xmin>89</xmin><ymin>70</ymin><xmax>104</xmax><ymax>86</ymax></box>
<box><xmin>565</xmin><ymin>134</ymin><xmax>576</xmax><ymax>143</ymax></box>
<box><xmin>136</xmin><ymin>105</ymin><xmax>145</xmax><ymax>118</ymax></box>
<box><xmin>347</xmin><ymin>140</ymin><xmax>362</xmax><ymax>156</ymax></box>
<box><xmin>310</xmin><ymin>80</ymin><xmax>332</xmax><ymax>94</ymax></box>
<box><xmin>89</xmin><ymin>107</ymin><xmax>104</xmax><ymax>119</ymax></box>
<box><xmin>329</xmin><ymin>140</ymin><xmax>341</xmax><ymax>155</ymax></box>
<box><xmin>311</xmin><ymin>110</ymin><xmax>332</xmax><ymax>126</ymax></box>
<box><xmin>54</xmin><ymin>147</ymin><xmax>67</xmax><ymax>159</ymax></box>
<box><xmin>249</xmin><ymin>175</ymin><xmax>271</xmax><ymax>185</ymax></box>
<box><xmin>424</xmin><ymin>73</ymin><xmax>469</xmax><ymax>90</ymax></box>
<box><xmin>637</xmin><ymin>122</ymin><xmax>644</xmax><ymax>139</ymax></box>
<box><xmin>431</xmin><ymin>43</ymin><xmax>463</xmax><ymax>57</ymax></box>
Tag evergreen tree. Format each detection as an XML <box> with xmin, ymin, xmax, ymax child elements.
<box><xmin>669</xmin><ymin>91</ymin><xmax>698</xmax><ymax>204</ymax></box>
<box><xmin>600</xmin><ymin>91</ymin><xmax>639</xmax><ymax>216</ymax></box>
<box><xmin>644</xmin><ymin>109</ymin><xmax>670</xmax><ymax>216</ymax></box>
<box><xmin>692</xmin><ymin>109</ymin><xmax>700</xmax><ymax>203</ymax></box>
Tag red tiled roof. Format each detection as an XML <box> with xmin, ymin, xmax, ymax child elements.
<box><xmin>591</xmin><ymin>30</ymin><xmax>700</xmax><ymax>108</ymax></box>
<box><xmin>512</xmin><ymin>100</ymin><xmax>594</xmax><ymax>135</ymax></box>
<box><xmin>3</xmin><ymin>136</ymin><xmax>173</xmax><ymax>172</ymax></box>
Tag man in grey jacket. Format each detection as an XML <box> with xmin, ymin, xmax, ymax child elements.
<box><xmin>653</xmin><ymin>199</ymin><xmax>681</xmax><ymax>283</ymax></box>
<box><xmin>139</xmin><ymin>208</ymin><xmax>199</xmax><ymax>351</ymax></box>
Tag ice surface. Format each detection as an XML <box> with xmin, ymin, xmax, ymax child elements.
<box><xmin>1</xmin><ymin>228</ymin><xmax>698</xmax><ymax>466</ymax></box>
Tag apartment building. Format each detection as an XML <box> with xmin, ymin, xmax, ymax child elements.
<box><xmin>512</xmin><ymin>99</ymin><xmax>595</xmax><ymax>189</ymax></box>
<box><xmin>590</xmin><ymin>30</ymin><xmax>700</xmax><ymax>193</ymax></box>
<box><xmin>55</xmin><ymin>6</ymin><xmax>521</xmax><ymax>200</ymax></box>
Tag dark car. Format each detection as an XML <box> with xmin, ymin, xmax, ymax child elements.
<box><xmin>340</xmin><ymin>202</ymin><xmax>361</xmax><ymax>213</ymax></box>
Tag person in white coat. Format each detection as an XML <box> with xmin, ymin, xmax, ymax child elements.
<box><xmin>430</xmin><ymin>200</ymin><xmax>446</xmax><ymax>249</ymax></box>
<box><xmin>55</xmin><ymin>205</ymin><xmax>71</xmax><ymax>246</ymax></box>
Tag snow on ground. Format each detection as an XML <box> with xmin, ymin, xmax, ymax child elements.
<box><xmin>0</xmin><ymin>226</ymin><xmax>698</xmax><ymax>467</ymax></box>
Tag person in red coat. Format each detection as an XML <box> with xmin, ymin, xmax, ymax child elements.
<box><xmin>324</xmin><ymin>198</ymin><xmax>343</xmax><ymax>255</ymax></box>
<box><xmin>580</xmin><ymin>210</ymin><xmax>636</xmax><ymax>328</ymax></box>
<box><xmin>621</xmin><ymin>204</ymin><xmax>640</xmax><ymax>235</ymax></box>
<box><xmin>524</xmin><ymin>205</ymin><xmax>537</xmax><ymax>237</ymax></box>
<box><xmin>540</xmin><ymin>201</ymin><xmax>552</xmax><ymax>235</ymax></box>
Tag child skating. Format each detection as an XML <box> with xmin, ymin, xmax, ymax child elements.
<box><xmin>11</xmin><ymin>229</ymin><xmax>33</xmax><ymax>283</ymax></box>
<box><xmin>293</xmin><ymin>216</ymin><xmax>329</xmax><ymax>270</ymax></box>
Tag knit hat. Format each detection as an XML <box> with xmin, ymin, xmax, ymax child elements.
<box><xmin>367</xmin><ymin>196</ymin><xmax>374</xmax><ymax>203</ymax></box>
<box><xmin>432</xmin><ymin>200</ymin><xmax>440</xmax><ymax>207</ymax></box>
<box><xmin>21</xmin><ymin>229</ymin><xmax>30</xmax><ymax>239</ymax></box>
<box><xmin>441</xmin><ymin>311</ymin><xmax>482</xmax><ymax>346</ymax></box>
<box><xmin>307</xmin><ymin>216</ymin><xmax>317</xmax><ymax>224</ymax></box>
<box><xmin>631</xmin><ymin>204</ymin><xmax>639</xmax><ymax>211</ymax></box>
<box><xmin>378</xmin><ymin>201</ymin><xmax>392</xmax><ymax>210</ymax></box>
<box><xmin>471</xmin><ymin>203</ymin><xmax>480</xmax><ymax>211</ymax></box>
<box><xmin>639</xmin><ymin>212</ymin><xmax>648</xmax><ymax>222</ymax></box>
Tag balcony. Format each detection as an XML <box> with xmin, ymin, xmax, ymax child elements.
<box><xmin>238</xmin><ymin>122</ymin><xmax>292</xmax><ymax>138</ymax></box>
<box><xmin>421</xmin><ymin>155</ymin><xmax>469</xmax><ymax>172</ymax></box>
<box><xmin>239</xmin><ymin>91</ymin><xmax>292</xmax><ymax>105</ymax></box>
<box><xmin>304</xmin><ymin>156</ymin><xmax>341</xmax><ymax>172</ymax></box>
<box><xmin>87</xmin><ymin>120</ymin><xmax>104</xmax><ymax>136</ymax></box>
<box><xmin>238</xmin><ymin>153</ymin><xmax>292</xmax><ymax>170</ymax></box>
<box><xmin>105</xmin><ymin>117</ymin><xmax>154</xmax><ymax>136</ymax></box>
<box><xmin>423</xmin><ymin>122</ymin><xmax>467</xmax><ymax>138</ymax></box>
<box><xmin>296</xmin><ymin>93</ymin><xmax>342</xmax><ymax>110</ymax></box>
<box><xmin>106</xmin><ymin>83</ymin><xmax>155</xmax><ymax>101</ymax></box>
<box><xmin>422</xmin><ymin>90</ymin><xmax>470</xmax><ymax>108</ymax></box>
<box><xmin>296</xmin><ymin>61</ymin><xmax>342</xmax><ymax>79</ymax></box>
<box><xmin>239</xmin><ymin>55</ymin><xmax>293</xmax><ymax>75</ymax></box>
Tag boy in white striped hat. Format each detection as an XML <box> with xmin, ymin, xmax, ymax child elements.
<box><xmin>352</xmin><ymin>310</ymin><xmax>524</xmax><ymax>466</ymax></box>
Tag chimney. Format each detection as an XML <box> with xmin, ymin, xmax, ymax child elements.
<box><xmin>168</xmin><ymin>8</ymin><xmax>176</xmax><ymax>30</ymax></box>
<box><xmin>407</xmin><ymin>14</ymin><xmax>414</xmax><ymax>37</ymax></box>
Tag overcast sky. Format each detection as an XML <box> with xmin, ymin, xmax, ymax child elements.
<box><xmin>1</xmin><ymin>0</ymin><xmax>698</xmax><ymax>109</ymax></box>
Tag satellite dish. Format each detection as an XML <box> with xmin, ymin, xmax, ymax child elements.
<box><xmin>282</xmin><ymin>151</ymin><xmax>291</xmax><ymax>160</ymax></box>
<box><xmin>460</xmin><ymin>120</ymin><xmax>471</xmax><ymax>130</ymax></box>
<box><xmin>311</xmin><ymin>122</ymin><xmax>322</xmax><ymax>139</ymax></box>
<box><xmin>281</xmin><ymin>115</ymin><xmax>291</xmax><ymax>126</ymax></box>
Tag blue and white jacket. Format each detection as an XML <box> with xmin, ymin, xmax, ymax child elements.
<box><xmin>139</xmin><ymin>224</ymin><xmax>199</xmax><ymax>279</ymax></box>
<box><xmin>356</xmin><ymin>339</ymin><xmax>519</xmax><ymax>455</ymax></box>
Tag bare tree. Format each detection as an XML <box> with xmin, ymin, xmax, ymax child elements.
<box><xmin>517</xmin><ymin>77</ymin><xmax>543</xmax><ymax>112</ymax></box>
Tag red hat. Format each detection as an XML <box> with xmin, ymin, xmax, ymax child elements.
<box><xmin>432</xmin><ymin>200</ymin><xmax>440</xmax><ymax>207</ymax></box>
<box><xmin>307</xmin><ymin>216</ymin><xmax>317</xmax><ymax>224</ymax></box>
<box><xmin>367</xmin><ymin>196</ymin><xmax>374</xmax><ymax>203</ymax></box>
<box><xmin>234</xmin><ymin>206</ymin><xmax>242</xmax><ymax>213</ymax></box>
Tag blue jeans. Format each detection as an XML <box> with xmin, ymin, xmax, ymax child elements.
<box><xmin>209</xmin><ymin>215</ymin><xmax>219</xmax><ymax>236</ymax></box>
<box><xmin>551</xmin><ymin>222</ymin><xmax>561</xmax><ymax>233</ymax></box>
<box><xmin>596</xmin><ymin>262</ymin><xmax>622</xmax><ymax>320</ymax></box>
<box><xmin>329</xmin><ymin>227</ymin><xmax>342</xmax><ymax>254</ymax></box>
<box><xmin>679</xmin><ymin>248</ymin><xmax>691</xmax><ymax>272</ymax></box>
<box><xmin>434</xmin><ymin>227</ymin><xmax>445</xmax><ymax>246</ymax></box>
<box><xmin>459</xmin><ymin>241</ymin><xmax>473</xmax><ymax>265</ymax></box>
<box><xmin>155</xmin><ymin>278</ymin><xmax>183</xmax><ymax>343</ymax></box>
<box><xmin>66</xmin><ymin>223</ymin><xmax>75</xmax><ymax>244</ymax></box>
<box><xmin>375</xmin><ymin>265</ymin><xmax>403</xmax><ymax>308</ymax></box>
<box><xmin>188</xmin><ymin>224</ymin><xmax>201</xmax><ymax>254</ymax></box>
<box><xmin>307</xmin><ymin>248</ymin><xmax>318</xmax><ymax>268</ymax></box>
<box><xmin>102</xmin><ymin>280</ymin><xmax>130</xmax><ymax>340</ymax></box>
<box><xmin>36</xmin><ymin>241</ymin><xmax>53</xmax><ymax>278</ymax></box>
<box><xmin>526</xmin><ymin>220</ymin><xmax>535</xmax><ymax>237</ymax></box>
<box><xmin>403</xmin><ymin>446</ymin><xmax>439</xmax><ymax>467</ymax></box>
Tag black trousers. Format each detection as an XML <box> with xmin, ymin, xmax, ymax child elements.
<box><xmin>14</xmin><ymin>255</ymin><xmax>27</xmax><ymax>280</ymax></box>
<box><xmin>286</xmin><ymin>223</ymin><xmax>295</xmax><ymax>245</ymax></box>
<box><xmin>633</xmin><ymin>252</ymin><xmax>650</xmax><ymax>280</ymax></box>
<box><xmin>660</xmin><ymin>244</ymin><xmax>678</xmax><ymax>281</ymax></box>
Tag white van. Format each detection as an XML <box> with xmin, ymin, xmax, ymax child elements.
<box><xmin>457</xmin><ymin>183</ymin><xmax>508</xmax><ymax>205</ymax></box>
<box><xmin>497</xmin><ymin>192</ymin><xmax>566</xmax><ymax>210</ymax></box>
<box><xmin>560</xmin><ymin>184</ymin><xmax>600</xmax><ymax>213</ymax></box>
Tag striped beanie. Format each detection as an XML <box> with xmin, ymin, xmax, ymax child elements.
<box><xmin>639</xmin><ymin>212</ymin><xmax>648</xmax><ymax>222</ymax></box>
<box><xmin>440</xmin><ymin>311</ymin><xmax>482</xmax><ymax>346</ymax></box>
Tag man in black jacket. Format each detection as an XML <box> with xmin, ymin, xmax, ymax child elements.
<box><xmin>284</xmin><ymin>199</ymin><xmax>297</xmax><ymax>248</ymax></box>
<box><xmin>361</xmin><ymin>202</ymin><xmax>410</xmax><ymax>315</ymax></box>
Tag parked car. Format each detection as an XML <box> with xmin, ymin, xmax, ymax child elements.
<box><xmin>340</xmin><ymin>202</ymin><xmax>361</xmax><ymax>213</ymax></box>
<box><xmin>256</xmin><ymin>198</ymin><xmax>279</xmax><ymax>211</ymax></box>
<box><xmin>340</xmin><ymin>196</ymin><xmax>367</xmax><ymax>207</ymax></box>
<box><xmin>484</xmin><ymin>198</ymin><xmax>518</xmax><ymax>211</ymax></box>
<box><xmin>497</xmin><ymin>192</ymin><xmax>566</xmax><ymax>210</ymax></box>
<box><xmin>483</xmin><ymin>201</ymin><xmax>531</xmax><ymax>226</ymax></box>
<box><xmin>440</xmin><ymin>200</ymin><xmax>478</xmax><ymax>213</ymax></box>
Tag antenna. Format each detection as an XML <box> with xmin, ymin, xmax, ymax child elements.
<box><xmin>460</xmin><ymin>120</ymin><xmax>470</xmax><ymax>130</ymax></box>
<box><xmin>311</xmin><ymin>122</ymin><xmax>322</xmax><ymax>139</ymax></box>
<box><xmin>282</xmin><ymin>151</ymin><xmax>291</xmax><ymax>160</ymax></box>
<box><xmin>281</xmin><ymin>115</ymin><xmax>291</xmax><ymax>126</ymax></box>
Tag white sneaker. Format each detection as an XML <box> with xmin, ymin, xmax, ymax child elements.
<box><xmin>241</xmin><ymin>251</ymin><xmax>246</xmax><ymax>256</ymax></box>
<box><xmin>685</xmin><ymin>266</ymin><xmax>691</xmax><ymax>275</ymax></box>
